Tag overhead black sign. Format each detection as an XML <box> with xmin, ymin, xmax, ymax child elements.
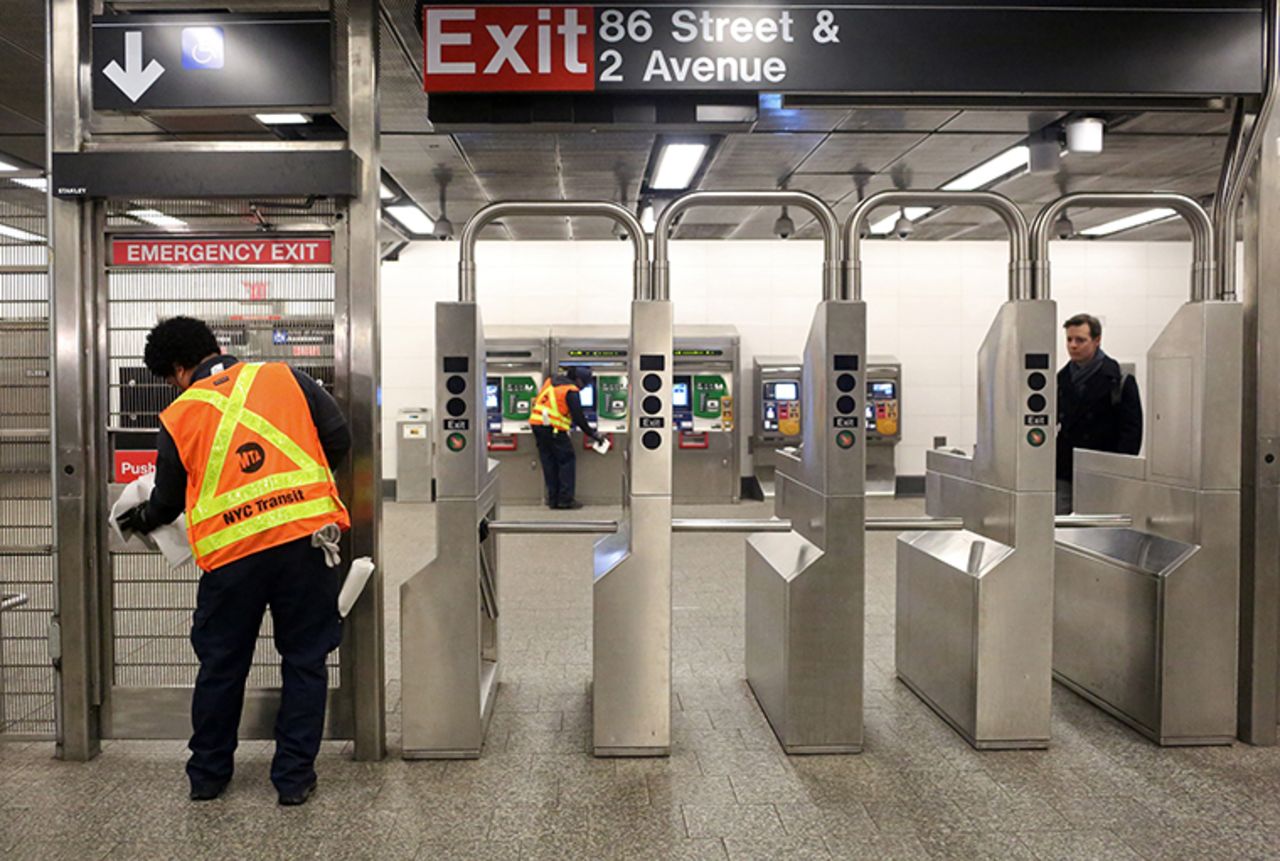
<box><xmin>422</xmin><ymin>4</ymin><xmax>1263</xmax><ymax>96</ymax></box>
<box><xmin>92</xmin><ymin>13</ymin><xmax>332</xmax><ymax>111</ymax></box>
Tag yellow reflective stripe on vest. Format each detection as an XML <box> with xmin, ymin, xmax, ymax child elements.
<box><xmin>194</xmin><ymin>496</ymin><xmax>341</xmax><ymax>557</ymax></box>
<box><xmin>533</xmin><ymin>382</ymin><xmax>573</xmax><ymax>431</ymax></box>
<box><xmin>176</xmin><ymin>364</ymin><xmax>332</xmax><ymax>526</ymax></box>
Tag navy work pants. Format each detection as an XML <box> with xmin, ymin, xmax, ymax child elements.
<box><xmin>532</xmin><ymin>425</ymin><xmax>577</xmax><ymax>507</ymax></box>
<box><xmin>187</xmin><ymin>535</ymin><xmax>341</xmax><ymax>795</ymax></box>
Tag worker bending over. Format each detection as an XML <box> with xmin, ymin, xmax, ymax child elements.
<box><xmin>529</xmin><ymin>366</ymin><xmax>607</xmax><ymax>510</ymax></box>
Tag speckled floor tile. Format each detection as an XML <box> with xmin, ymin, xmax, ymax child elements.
<box><xmin>682</xmin><ymin>802</ymin><xmax>786</xmax><ymax>840</ymax></box>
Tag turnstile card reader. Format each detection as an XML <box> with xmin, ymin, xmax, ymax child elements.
<box><xmin>897</xmin><ymin>300</ymin><xmax>1056</xmax><ymax>750</ymax></box>
<box><xmin>746</xmin><ymin>301</ymin><xmax>866</xmax><ymax>753</ymax></box>
<box><xmin>401</xmin><ymin>302</ymin><xmax>500</xmax><ymax>758</ymax></box>
<box><xmin>551</xmin><ymin>326</ymin><xmax>630</xmax><ymax>505</ymax></box>
<box><xmin>485</xmin><ymin>326</ymin><xmax>550</xmax><ymax>505</ymax></box>
<box><xmin>1056</xmin><ymin>301</ymin><xmax>1241</xmax><ymax>745</ymax></box>
<box><xmin>751</xmin><ymin>356</ymin><xmax>803</xmax><ymax>498</ymax></box>
<box><xmin>865</xmin><ymin>357</ymin><xmax>902</xmax><ymax>496</ymax></box>
<box><xmin>673</xmin><ymin>326</ymin><xmax>740</xmax><ymax>503</ymax></box>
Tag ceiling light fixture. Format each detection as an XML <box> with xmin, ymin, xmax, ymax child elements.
<box><xmin>1066</xmin><ymin>117</ymin><xmax>1105</xmax><ymax>154</ymax></box>
<box><xmin>942</xmin><ymin>145</ymin><xmax>1030</xmax><ymax>192</ymax></box>
<box><xmin>0</xmin><ymin>223</ymin><xmax>44</xmax><ymax>242</ymax></box>
<box><xmin>869</xmin><ymin>206</ymin><xmax>931</xmax><ymax>236</ymax></box>
<box><xmin>385</xmin><ymin>203</ymin><xmax>435</xmax><ymax>237</ymax></box>
<box><xmin>379</xmin><ymin>182</ymin><xmax>398</xmax><ymax>202</ymax></box>
<box><xmin>640</xmin><ymin>204</ymin><xmax>657</xmax><ymax>234</ymax></box>
<box><xmin>254</xmin><ymin>113</ymin><xmax>312</xmax><ymax>125</ymax></box>
<box><xmin>12</xmin><ymin>177</ymin><xmax>48</xmax><ymax>192</ymax></box>
<box><xmin>1079</xmin><ymin>207</ymin><xmax>1176</xmax><ymax>237</ymax></box>
<box><xmin>0</xmin><ymin>158</ymin><xmax>19</xmax><ymax>172</ymax></box>
<box><xmin>650</xmin><ymin>142</ymin><xmax>709</xmax><ymax>191</ymax></box>
<box><xmin>127</xmin><ymin>208</ymin><xmax>188</xmax><ymax>229</ymax></box>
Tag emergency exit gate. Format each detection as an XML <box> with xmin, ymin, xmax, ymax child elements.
<box><xmin>0</xmin><ymin>177</ymin><xmax>54</xmax><ymax>739</ymax></box>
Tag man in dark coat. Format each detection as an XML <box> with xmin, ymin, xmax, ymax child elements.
<box><xmin>1056</xmin><ymin>313</ymin><xmax>1143</xmax><ymax>514</ymax></box>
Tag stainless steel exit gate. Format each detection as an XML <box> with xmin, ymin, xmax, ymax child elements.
<box><xmin>0</xmin><ymin>177</ymin><xmax>54</xmax><ymax>739</ymax></box>
<box><xmin>1041</xmin><ymin>193</ymin><xmax>1241</xmax><ymax>745</ymax></box>
<box><xmin>852</xmin><ymin>190</ymin><xmax>1058</xmax><ymax>750</ymax></box>
<box><xmin>400</xmin><ymin>201</ymin><xmax>671</xmax><ymax>758</ymax></box>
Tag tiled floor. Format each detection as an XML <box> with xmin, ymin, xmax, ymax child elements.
<box><xmin>3</xmin><ymin>497</ymin><xmax>1280</xmax><ymax>860</ymax></box>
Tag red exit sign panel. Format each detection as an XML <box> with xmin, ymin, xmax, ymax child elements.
<box><xmin>112</xmin><ymin>237</ymin><xmax>332</xmax><ymax>267</ymax></box>
<box><xmin>424</xmin><ymin>6</ymin><xmax>594</xmax><ymax>92</ymax></box>
<box><xmin>114</xmin><ymin>450</ymin><xmax>157</xmax><ymax>484</ymax></box>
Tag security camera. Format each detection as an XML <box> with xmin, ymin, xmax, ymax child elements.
<box><xmin>613</xmin><ymin>221</ymin><xmax>628</xmax><ymax>241</ymax></box>
<box><xmin>892</xmin><ymin>211</ymin><xmax>914</xmax><ymax>240</ymax></box>
<box><xmin>1053</xmin><ymin>213</ymin><xmax>1074</xmax><ymax>240</ymax></box>
<box><xmin>773</xmin><ymin>208</ymin><xmax>795</xmax><ymax>240</ymax></box>
<box><xmin>433</xmin><ymin>216</ymin><xmax>454</xmax><ymax>241</ymax></box>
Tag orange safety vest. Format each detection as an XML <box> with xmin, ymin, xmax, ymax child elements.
<box><xmin>528</xmin><ymin>378</ymin><xmax>578</xmax><ymax>433</ymax></box>
<box><xmin>160</xmin><ymin>361</ymin><xmax>349</xmax><ymax>572</ymax></box>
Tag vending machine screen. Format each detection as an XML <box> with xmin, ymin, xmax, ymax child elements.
<box><xmin>578</xmin><ymin>384</ymin><xmax>595</xmax><ymax>409</ymax></box>
<box><xmin>671</xmin><ymin>381</ymin><xmax>690</xmax><ymax>408</ymax></box>
<box><xmin>771</xmin><ymin>381</ymin><xmax>798</xmax><ymax>402</ymax></box>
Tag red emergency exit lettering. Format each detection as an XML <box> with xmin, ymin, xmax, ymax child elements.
<box><xmin>424</xmin><ymin>6</ymin><xmax>594</xmax><ymax>92</ymax></box>
<box><xmin>114</xmin><ymin>450</ymin><xmax>157</xmax><ymax>484</ymax></box>
<box><xmin>112</xmin><ymin>238</ymin><xmax>332</xmax><ymax>267</ymax></box>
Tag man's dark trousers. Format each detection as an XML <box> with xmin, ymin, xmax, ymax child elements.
<box><xmin>187</xmin><ymin>535</ymin><xmax>341</xmax><ymax>795</ymax></box>
<box><xmin>533</xmin><ymin>425</ymin><xmax>577</xmax><ymax>507</ymax></box>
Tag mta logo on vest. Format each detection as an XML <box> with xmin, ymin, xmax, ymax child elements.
<box><xmin>236</xmin><ymin>442</ymin><xmax>266</xmax><ymax>474</ymax></box>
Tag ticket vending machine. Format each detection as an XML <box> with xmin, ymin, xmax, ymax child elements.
<box><xmin>484</xmin><ymin>326</ymin><xmax>550</xmax><ymax>505</ymax></box>
<box><xmin>865</xmin><ymin>357</ymin><xmax>902</xmax><ymax>496</ymax></box>
<box><xmin>750</xmin><ymin>356</ymin><xmax>803</xmax><ymax>499</ymax></box>
<box><xmin>550</xmin><ymin>325</ymin><xmax>630</xmax><ymax>505</ymax></box>
<box><xmin>672</xmin><ymin>326</ymin><xmax>740</xmax><ymax>504</ymax></box>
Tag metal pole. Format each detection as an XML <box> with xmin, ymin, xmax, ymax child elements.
<box><xmin>651</xmin><ymin>190</ymin><xmax>842</xmax><ymax>301</ymax></box>
<box><xmin>1031</xmin><ymin>193</ymin><xmax>1215</xmax><ymax>302</ymax></box>
<box><xmin>336</xmin><ymin>0</ymin><xmax>386</xmax><ymax>762</ymax></box>
<box><xmin>1217</xmin><ymin>7</ymin><xmax>1278</xmax><ymax>304</ymax></box>
<box><xmin>458</xmin><ymin>202</ymin><xmax>649</xmax><ymax>302</ymax></box>
<box><xmin>48</xmin><ymin>0</ymin><xmax>100</xmax><ymax>762</ymax></box>
<box><xmin>486</xmin><ymin>520</ymin><xmax>620</xmax><ymax>535</ymax></box>
<box><xmin>845</xmin><ymin>190</ymin><xmax>1032</xmax><ymax>302</ymax></box>
<box><xmin>482</xmin><ymin>514</ymin><xmax>1132</xmax><ymax>536</ymax></box>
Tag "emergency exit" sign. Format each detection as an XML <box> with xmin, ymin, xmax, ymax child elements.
<box><xmin>111</xmin><ymin>237</ymin><xmax>333</xmax><ymax>267</ymax></box>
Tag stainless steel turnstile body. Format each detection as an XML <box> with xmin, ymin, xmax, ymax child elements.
<box><xmin>485</xmin><ymin>326</ymin><xmax>551</xmax><ymax>506</ymax></box>
<box><xmin>673</xmin><ymin>325</ymin><xmax>740</xmax><ymax>504</ymax></box>
<box><xmin>750</xmin><ymin>355</ymin><xmax>803</xmax><ymax>499</ymax></box>
<box><xmin>897</xmin><ymin>300</ymin><xmax>1057</xmax><ymax>749</ymax></box>
<box><xmin>1055</xmin><ymin>301</ymin><xmax>1242</xmax><ymax>745</ymax></box>
<box><xmin>401</xmin><ymin>303</ymin><xmax>500</xmax><ymax>758</ymax></box>
<box><xmin>746</xmin><ymin>301</ymin><xmax>867</xmax><ymax>753</ymax></box>
<box><xmin>550</xmin><ymin>325</ymin><xmax>631</xmax><ymax>506</ymax></box>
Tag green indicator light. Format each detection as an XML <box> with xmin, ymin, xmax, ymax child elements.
<box><xmin>836</xmin><ymin>430</ymin><xmax>856</xmax><ymax>449</ymax></box>
<box><xmin>446</xmin><ymin>432</ymin><xmax>468</xmax><ymax>452</ymax></box>
<box><xmin>1026</xmin><ymin>428</ymin><xmax>1046</xmax><ymax>447</ymax></box>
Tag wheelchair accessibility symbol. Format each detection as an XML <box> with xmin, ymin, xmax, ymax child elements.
<box><xmin>181</xmin><ymin>27</ymin><xmax>225</xmax><ymax>70</ymax></box>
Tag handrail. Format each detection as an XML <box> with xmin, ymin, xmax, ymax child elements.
<box><xmin>458</xmin><ymin>201</ymin><xmax>649</xmax><ymax>302</ymax></box>
<box><xmin>480</xmin><ymin>513</ymin><xmax>1131</xmax><ymax>536</ymax></box>
<box><xmin>1032</xmin><ymin>192</ymin><xmax>1215</xmax><ymax>302</ymax></box>
<box><xmin>1215</xmin><ymin>2</ymin><xmax>1278</xmax><ymax>302</ymax></box>
<box><xmin>652</xmin><ymin>190</ymin><xmax>842</xmax><ymax>301</ymax></box>
<box><xmin>846</xmin><ymin>190</ymin><xmax>1032</xmax><ymax>301</ymax></box>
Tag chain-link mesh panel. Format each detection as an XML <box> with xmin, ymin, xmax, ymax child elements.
<box><xmin>0</xmin><ymin>177</ymin><xmax>53</xmax><ymax>739</ymax></box>
<box><xmin>106</xmin><ymin>215</ymin><xmax>339</xmax><ymax>691</ymax></box>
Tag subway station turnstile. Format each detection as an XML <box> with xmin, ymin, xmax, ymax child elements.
<box><xmin>485</xmin><ymin>326</ymin><xmax>551</xmax><ymax>505</ymax></box>
<box><xmin>550</xmin><ymin>325</ymin><xmax>631</xmax><ymax>506</ymax></box>
<box><xmin>401</xmin><ymin>202</ymin><xmax>672</xmax><ymax>758</ymax></box>
<box><xmin>673</xmin><ymin>326</ymin><xmax>740</xmax><ymax>504</ymax></box>
<box><xmin>1042</xmin><ymin>194</ymin><xmax>1241</xmax><ymax>746</ymax></box>
<box><xmin>853</xmin><ymin>191</ymin><xmax>1057</xmax><ymax>750</ymax></box>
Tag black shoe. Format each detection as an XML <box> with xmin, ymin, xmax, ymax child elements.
<box><xmin>557</xmin><ymin>500</ymin><xmax>584</xmax><ymax>510</ymax></box>
<box><xmin>189</xmin><ymin>782</ymin><xmax>227</xmax><ymax>802</ymax></box>
<box><xmin>277</xmin><ymin>780</ymin><xmax>317</xmax><ymax>807</ymax></box>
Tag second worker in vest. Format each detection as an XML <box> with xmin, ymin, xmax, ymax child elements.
<box><xmin>114</xmin><ymin>316</ymin><xmax>351</xmax><ymax>806</ymax></box>
<box><xmin>530</xmin><ymin>366</ymin><xmax>608</xmax><ymax>510</ymax></box>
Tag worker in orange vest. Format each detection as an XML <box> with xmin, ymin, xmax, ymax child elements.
<box><xmin>529</xmin><ymin>366</ymin><xmax>606</xmax><ymax>509</ymax></box>
<box><xmin>115</xmin><ymin>316</ymin><xmax>351</xmax><ymax>806</ymax></box>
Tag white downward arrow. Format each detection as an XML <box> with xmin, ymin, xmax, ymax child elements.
<box><xmin>103</xmin><ymin>31</ymin><xmax>165</xmax><ymax>102</ymax></box>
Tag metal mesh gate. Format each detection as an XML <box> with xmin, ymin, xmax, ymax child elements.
<box><xmin>0</xmin><ymin>177</ymin><xmax>54</xmax><ymax>739</ymax></box>
<box><xmin>104</xmin><ymin>200</ymin><xmax>340</xmax><ymax>705</ymax></box>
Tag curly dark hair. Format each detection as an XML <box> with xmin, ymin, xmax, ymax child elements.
<box><xmin>143</xmin><ymin>316</ymin><xmax>221</xmax><ymax>378</ymax></box>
